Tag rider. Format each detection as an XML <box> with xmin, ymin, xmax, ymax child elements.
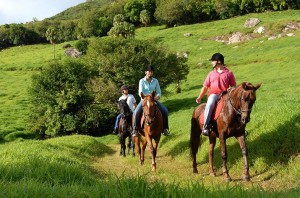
<box><xmin>132</xmin><ymin>65</ymin><xmax>170</xmax><ymax>137</ymax></box>
<box><xmin>113</xmin><ymin>85</ymin><xmax>137</xmax><ymax>134</ymax></box>
<box><xmin>196</xmin><ymin>53</ymin><xmax>236</xmax><ymax>136</ymax></box>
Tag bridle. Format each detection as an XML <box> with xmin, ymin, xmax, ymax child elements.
<box><xmin>228</xmin><ymin>88</ymin><xmax>252</xmax><ymax>115</ymax></box>
<box><xmin>143</xmin><ymin>98</ymin><xmax>159</xmax><ymax>125</ymax></box>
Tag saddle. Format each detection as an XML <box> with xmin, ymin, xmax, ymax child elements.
<box><xmin>199</xmin><ymin>94</ymin><xmax>225</xmax><ymax>125</ymax></box>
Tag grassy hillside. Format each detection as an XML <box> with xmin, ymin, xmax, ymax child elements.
<box><xmin>48</xmin><ymin>0</ymin><xmax>113</xmax><ymax>21</ymax></box>
<box><xmin>0</xmin><ymin>10</ymin><xmax>299</xmax><ymax>196</ymax></box>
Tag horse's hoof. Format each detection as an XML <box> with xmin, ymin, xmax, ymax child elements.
<box><xmin>242</xmin><ymin>175</ymin><xmax>251</xmax><ymax>181</ymax></box>
<box><xmin>224</xmin><ymin>177</ymin><xmax>232</xmax><ymax>182</ymax></box>
<box><xmin>209</xmin><ymin>172</ymin><xmax>216</xmax><ymax>177</ymax></box>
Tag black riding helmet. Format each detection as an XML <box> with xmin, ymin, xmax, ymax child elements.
<box><xmin>211</xmin><ymin>53</ymin><xmax>224</xmax><ymax>64</ymax></box>
<box><xmin>145</xmin><ymin>64</ymin><xmax>154</xmax><ymax>71</ymax></box>
<box><xmin>120</xmin><ymin>85</ymin><xmax>129</xmax><ymax>91</ymax></box>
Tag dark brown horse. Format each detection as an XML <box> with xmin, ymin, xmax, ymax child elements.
<box><xmin>118</xmin><ymin>99</ymin><xmax>135</xmax><ymax>157</ymax></box>
<box><xmin>190</xmin><ymin>82</ymin><xmax>261</xmax><ymax>181</ymax></box>
<box><xmin>133</xmin><ymin>91</ymin><xmax>163</xmax><ymax>172</ymax></box>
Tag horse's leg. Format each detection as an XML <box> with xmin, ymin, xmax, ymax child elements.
<box><xmin>133</xmin><ymin>135</ymin><xmax>142</xmax><ymax>164</ymax></box>
<box><xmin>190</xmin><ymin>117</ymin><xmax>201</xmax><ymax>173</ymax></box>
<box><xmin>236</xmin><ymin>135</ymin><xmax>250</xmax><ymax>181</ymax></box>
<box><xmin>151</xmin><ymin>137</ymin><xmax>161</xmax><ymax>172</ymax></box>
<box><xmin>208</xmin><ymin>136</ymin><xmax>216</xmax><ymax>176</ymax></box>
<box><xmin>127</xmin><ymin>135</ymin><xmax>131</xmax><ymax>155</ymax></box>
<box><xmin>219</xmin><ymin>136</ymin><xmax>231</xmax><ymax>182</ymax></box>
<box><xmin>141</xmin><ymin>135</ymin><xmax>148</xmax><ymax>166</ymax></box>
<box><xmin>121</xmin><ymin>135</ymin><xmax>126</xmax><ymax>157</ymax></box>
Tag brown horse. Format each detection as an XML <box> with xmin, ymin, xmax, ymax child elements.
<box><xmin>190</xmin><ymin>82</ymin><xmax>261</xmax><ymax>181</ymax></box>
<box><xmin>133</xmin><ymin>91</ymin><xmax>163</xmax><ymax>172</ymax></box>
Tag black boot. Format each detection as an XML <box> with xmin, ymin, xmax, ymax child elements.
<box><xmin>113</xmin><ymin>128</ymin><xmax>118</xmax><ymax>135</ymax></box>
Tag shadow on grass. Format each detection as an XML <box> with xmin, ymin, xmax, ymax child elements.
<box><xmin>166</xmin><ymin>113</ymin><xmax>300</xmax><ymax>176</ymax></box>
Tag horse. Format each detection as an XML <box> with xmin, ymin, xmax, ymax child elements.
<box><xmin>133</xmin><ymin>91</ymin><xmax>163</xmax><ymax>172</ymax></box>
<box><xmin>190</xmin><ymin>82</ymin><xmax>261</xmax><ymax>181</ymax></box>
<box><xmin>117</xmin><ymin>99</ymin><xmax>135</xmax><ymax>157</ymax></box>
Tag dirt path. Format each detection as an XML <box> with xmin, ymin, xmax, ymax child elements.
<box><xmin>92</xmin><ymin>143</ymin><xmax>270</xmax><ymax>189</ymax></box>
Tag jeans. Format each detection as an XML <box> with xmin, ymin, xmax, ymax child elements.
<box><xmin>114</xmin><ymin>114</ymin><xmax>122</xmax><ymax>130</ymax></box>
<box><xmin>133</xmin><ymin>100</ymin><xmax>169</xmax><ymax>130</ymax></box>
<box><xmin>204</xmin><ymin>94</ymin><xmax>218</xmax><ymax>128</ymax></box>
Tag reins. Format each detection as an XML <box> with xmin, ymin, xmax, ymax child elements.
<box><xmin>143</xmin><ymin>98</ymin><xmax>159</xmax><ymax>123</ymax></box>
<box><xmin>228</xmin><ymin>88</ymin><xmax>252</xmax><ymax>115</ymax></box>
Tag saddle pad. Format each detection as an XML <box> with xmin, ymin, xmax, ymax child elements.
<box><xmin>199</xmin><ymin>96</ymin><xmax>225</xmax><ymax>125</ymax></box>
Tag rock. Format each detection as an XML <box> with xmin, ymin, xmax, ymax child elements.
<box><xmin>184</xmin><ymin>33</ymin><xmax>192</xmax><ymax>37</ymax></box>
<box><xmin>254</xmin><ymin>26</ymin><xmax>265</xmax><ymax>34</ymax></box>
<box><xmin>244</xmin><ymin>18</ymin><xmax>260</xmax><ymax>28</ymax></box>
<box><xmin>64</xmin><ymin>48</ymin><xmax>82</xmax><ymax>58</ymax></box>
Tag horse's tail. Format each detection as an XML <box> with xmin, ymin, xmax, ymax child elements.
<box><xmin>190</xmin><ymin>116</ymin><xmax>201</xmax><ymax>158</ymax></box>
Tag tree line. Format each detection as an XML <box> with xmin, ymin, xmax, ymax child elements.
<box><xmin>1</xmin><ymin>0</ymin><xmax>299</xmax><ymax>49</ymax></box>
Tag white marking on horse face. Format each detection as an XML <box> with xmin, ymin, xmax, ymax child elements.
<box><xmin>147</xmin><ymin>100</ymin><xmax>150</xmax><ymax>108</ymax></box>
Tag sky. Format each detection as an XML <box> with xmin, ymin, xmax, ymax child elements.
<box><xmin>0</xmin><ymin>0</ymin><xmax>86</xmax><ymax>25</ymax></box>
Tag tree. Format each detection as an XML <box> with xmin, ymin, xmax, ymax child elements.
<box><xmin>140</xmin><ymin>10</ymin><xmax>151</xmax><ymax>26</ymax></box>
<box><xmin>46</xmin><ymin>26</ymin><xmax>60</xmax><ymax>59</ymax></box>
<box><xmin>108</xmin><ymin>14</ymin><xmax>135</xmax><ymax>39</ymax></box>
<box><xmin>124</xmin><ymin>0</ymin><xmax>143</xmax><ymax>23</ymax></box>
<box><xmin>29</xmin><ymin>60</ymin><xmax>97</xmax><ymax>137</ymax></box>
<box><xmin>85</xmin><ymin>37</ymin><xmax>189</xmax><ymax>96</ymax></box>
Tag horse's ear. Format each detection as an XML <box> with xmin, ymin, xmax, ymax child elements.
<box><xmin>152</xmin><ymin>91</ymin><xmax>156</xmax><ymax>98</ymax></box>
<box><xmin>254</xmin><ymin>83</ymin><xmax>262</xmax><ymax>90</ymax></box>
<box><xmin>141</xmin><ymin>92</ymin><xmax>145</xmax><ymax>99</ymax></box>
<box><xmin>241</xmin><ymin>82</ymin><xmax>247</xmax><ymax>90</ymax></box>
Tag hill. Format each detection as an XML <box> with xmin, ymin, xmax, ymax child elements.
<box><xmin>47</xmin><ymin>0</ymin><xmax>113</xmax><ymax>21</ymax></box>
<box><xmin>0</xmin><ymin>10</ymin><xmax>299</xmax><ymax>195</ymax></box>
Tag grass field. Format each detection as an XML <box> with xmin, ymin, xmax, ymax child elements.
<box><xmin>0</xmin><ymin>10</ymin><xmax>299</xmax><ymax>196</ymax></box>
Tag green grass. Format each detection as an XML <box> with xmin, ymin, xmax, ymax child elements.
<box><xmin>0</xmin><ymin>10</ymin><xmax>299</xmax><ymax>196</ymax></box>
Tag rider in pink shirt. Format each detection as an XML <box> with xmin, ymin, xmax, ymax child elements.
<box><xmin>196</xmin><ymin>53</ymin><xmax>236</xmax><ymax>136</ymax></box>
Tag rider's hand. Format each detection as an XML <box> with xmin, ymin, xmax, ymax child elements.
<box><xmin>196</xmin><ymin>97</ymin><xmax>202</xmax><ymax>104</ymax></box>
<box><xmin>154</xmin><ymin>96</ymin><xmax>160</xmax><ymax>101</ymax></box>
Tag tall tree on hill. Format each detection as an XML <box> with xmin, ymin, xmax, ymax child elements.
<box><xmin>140</xmin><ymin>10</ymin><xmax>151</xmax><ymax>26</ymax></box>
<box><xmin>46</xmin><ymin>26</ymin><xmax>59</xmax><ymax>59</ymax></box>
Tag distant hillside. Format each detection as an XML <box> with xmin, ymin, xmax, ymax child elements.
<box><xmin>48</xmin><ymin>0</ymin><xmax>113</xmax><ymax>21</ymax></box>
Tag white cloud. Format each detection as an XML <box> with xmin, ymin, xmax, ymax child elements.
<box><xmin>0</xmin><ymin>0</ymin><xmax>86</xmax><ymax>25</ymax></box>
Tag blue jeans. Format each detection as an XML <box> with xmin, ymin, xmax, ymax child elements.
<box><xmin>114</xmin><ymin>114</ymin><xmax>122</xmax><ymax>130</ymax></box>
<box><xmin>133</xmin><ymin>100</ymin><xmax>169</xmax><ymax>130</ymax></box>
<box><xmin>204</xmin><ymin>94</ymin><xmax>218</xmax><ymax>128</ymax></box>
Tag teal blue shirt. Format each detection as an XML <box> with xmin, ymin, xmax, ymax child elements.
<box><xmin>138</xmin><ymin>77</ymin><xmax>161</xmax><ymax>98</ymax></box>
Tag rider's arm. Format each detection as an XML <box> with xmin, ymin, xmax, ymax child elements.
<box><xmin>196</xmin><ymin>86</ymin><xmax>208</xmax><ymax>104</ymax></box>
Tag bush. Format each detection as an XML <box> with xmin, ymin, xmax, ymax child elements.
<box><xmin>29</xmin><ymin>60</ymin><xmax>97</xmax><ymax>137</ymax></box>
<box><xmin>75</xmin><ymin>39</ymin><xmax>89</xmax><ymax>54</ymax></box>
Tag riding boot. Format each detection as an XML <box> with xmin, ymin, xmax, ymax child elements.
<box><xmin>131</xmin><ymin>129</ymin><xmax>138</xmax><ymax>137</ymax></box>
<box><xmin>113</xmin><ymin>128</ymin><xmax>118</xmax><ymax>135</ymax></box>
<box><xmin>202</xmin><ymin>125</ymin><xmax>210</xmax><ymax>136</ymax></box>
<box><xmin>162</xmin><ymin>129</ymin><xmax>170</xmax><ymax>136</ymax></box>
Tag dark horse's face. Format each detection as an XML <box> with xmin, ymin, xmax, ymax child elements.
<box><xmin>141</xmin><ymin>91</ymin><xmax>157</xmax><ymax>126</ymax></box>
<box><xmin>239</xmin><ymin>82</ymin><xmax>261</xmax><ymax>124</ymax></box>
<box><xmin>118</xmin><ymin>99</ymin><xmax>131</xmax><ymax>117</ymax></box>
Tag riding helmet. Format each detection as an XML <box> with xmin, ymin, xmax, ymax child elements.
<box><xmin>211</xmin><ymin>53</ymin><xmax>224</xmax><ymax>64</ymax></box>
<box><xmin>120</xmin><ymin>85</ymin><xmax>129</xmax><ymax>91</ymax></box>
<box><xmin>145</xmin><ymin>64</ymin><xmax>154</xmax><ymax>71</ymax></box>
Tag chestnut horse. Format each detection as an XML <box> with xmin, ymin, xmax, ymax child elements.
<box><xmin>190</xmin><ymin>82</ymin><xmax>261</xmax><ymax>181</ymax></box>
<box><xmin>118</xmin><ymin>99</ymin><xmax>135</xmax><ymax>156</ymax></box>
<box><xmin>133</xmin><ymin>91</ymin><xmax>163</xmax><ymax>172</ymax></box>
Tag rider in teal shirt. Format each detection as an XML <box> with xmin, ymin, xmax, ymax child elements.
<box><xmin>132</xmin><ymin>65</ymin><xmax>170</xmax><ymax>136</ymax></box>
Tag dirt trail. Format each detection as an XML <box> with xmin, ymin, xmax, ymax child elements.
<box><xmin>92</xmin><ymin>143</ymin><xmax>266</xmax><ymax>189</ymax></box>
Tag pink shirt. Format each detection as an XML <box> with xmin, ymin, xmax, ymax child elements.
<box><xmin>203</xmin><ymin>67</ymin><xmax>236</xmax><ymax>95</ymax></box>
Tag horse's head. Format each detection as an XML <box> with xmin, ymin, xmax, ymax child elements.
<box><xmin>232</xmin><ymin>82</ymin><xmax>261</xmax><ymax>124</ymax></box>
<box><xmin>118</xmin><ymin>98</ymin><xmax>131</xmax><ymax>117</ymax></box>
<box><xmin>141</xmin><ymin>91</ymin><xmax>158</xmax><ymax>126</ymax></box>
